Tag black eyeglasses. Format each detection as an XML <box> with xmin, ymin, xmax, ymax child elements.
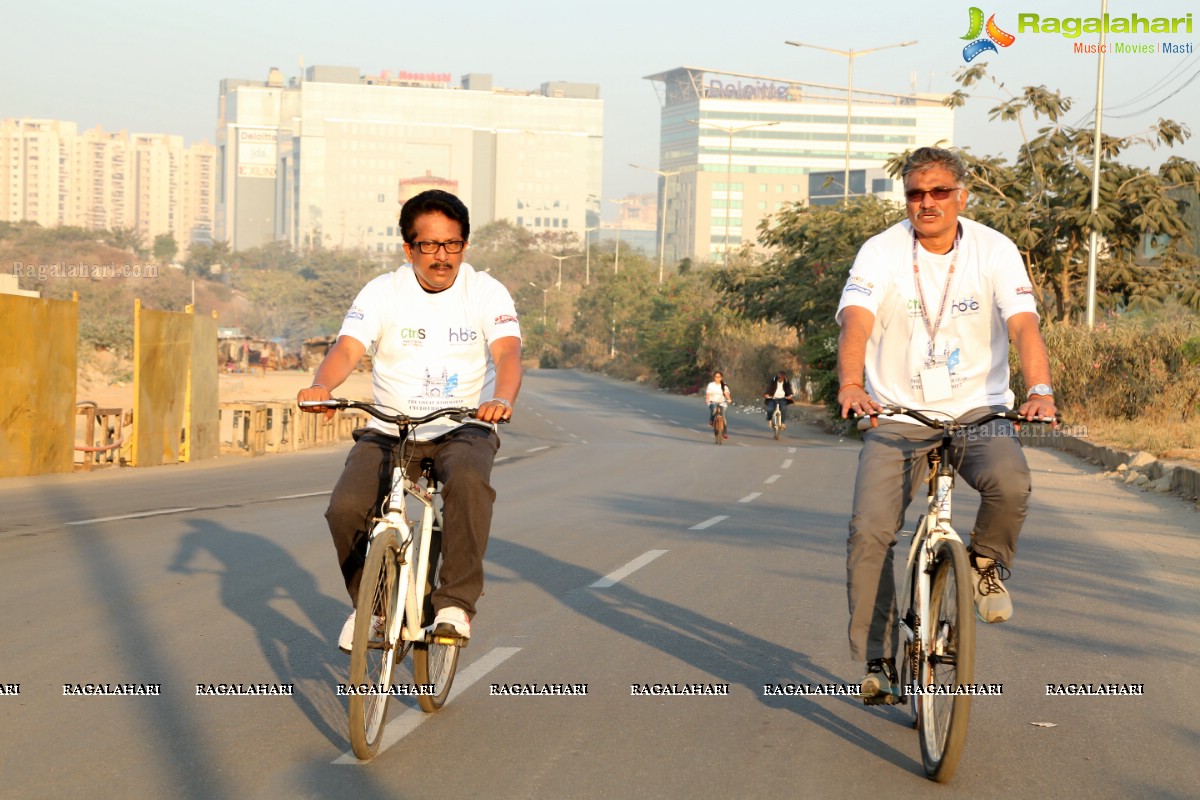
<box><xmin>905</xmin><ymin>186</ymin><xmax>960</xmax><ymax>203</ymax></box>
<box><xmin>411</xmin><ymin>240</ymin><xmax>466</xmax><ymax>254</ymax></box>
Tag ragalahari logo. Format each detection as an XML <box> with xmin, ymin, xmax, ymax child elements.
<box><xmin>962</xmin><ymin>7</ymin><xmax>1016</xmax><ymax>61</ymax></box>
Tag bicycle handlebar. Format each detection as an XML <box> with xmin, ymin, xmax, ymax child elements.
<box><xmin>864</xmin><ymin>406</ymin><xmax>1060</xmax><ymax>429</ymax></box>
<box><xmin>298</xmin><ymin>399</ymin><xmax>492</xmax><ymax>427</ymax></box>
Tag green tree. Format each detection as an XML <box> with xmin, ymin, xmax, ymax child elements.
<box><xmin>942</xmin><ymin>65</ymin><xmax>1200</xmax><ymax>319</ymax></box>
<box><xmin>152</xmin><ymin>233</ymin><xmax>178</xmax><ymax>265</ymax></box>
<box><xmin>105</xmin><ymin>226</ymin><xmax>146</xmax><ymax>258</ymax></box>
<box><xmin>183</xmin><ymin>241</ymin><xmax>232</xmax><ymax>278</ymax></box>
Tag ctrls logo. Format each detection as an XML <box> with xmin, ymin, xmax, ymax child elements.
<box><xmin>962</xmin><ymin>7</ymin><xmax>1016</xmax><ymax>61</ymax></box>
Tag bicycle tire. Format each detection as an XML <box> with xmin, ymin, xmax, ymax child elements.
<box><xmin>348</xmin><ymin>528</ymin><xmax>401</xmax><ymax>760</ymax></box>
<box><xmin>714</xmin><ymin>411</ymin><xmax>725</xmax><ymax>444</ymax></box>
<box><xmin>918</xmin><ymin>541</ymin><xmax>975</xmax><ymax>782</ymax></box>
<box><xmin>413</xmin><ymin>639</ymin><xmax>460</xmax><ymax>712</ymax></box>
<box><xmin>412</xmin><ymin>519</ymin><xmax>459</xmax><ymax>712</ymax></box>
<box><xmin>772</xmin><ymin>408</ymin><xmax>782</xmax><ymax>440</ymax></box>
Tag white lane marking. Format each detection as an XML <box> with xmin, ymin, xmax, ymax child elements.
<box><xmin>764</xmin><ymin>475</ymin><xmax>781</xmax><ymax>485</ymax></box>
<box><xmin>526</xmin><ymin>446</ymin><xmax>550</xmax><ymax>453</ymax></box>
<box><xmin>788</xmin><ymin>447</ymin><xmax>797</xmax><ymax>454</ymax></box>
<box><xmin>495</xmin><ymin>456</ymin><xmax>510</xmax><ymax>463</ymax></box>
<box><xmin>590</xmin><ymin>550</ymin><xmax>668</xmax><ymax>588</ymax></box>
<box><xmin>781</xmin><ymin>459</ymin><xmax>793</xmax><ymax>469</ymax></box>
<box><xmin>332</xmin><ymin>646</ymin><xmax>522</xmax><ymax>765</ymax></box>
<box><xmin>739</xmin><ymin>493</ymin><xmax>762</xmax><ymax>503</ymax></box>
<box><xmin>690</xmin><ymin>515</ymin><xmax>729</xmax><ymax>531</ymax></box>
<box><xmin>652</xmin><ymin>414</ymin><xmax>662</xmax><ymax>419</ymax></box>
<box><xmin>569</xmin><ymin>433</ymin><xmax>579</xmax><ymax>439</ymax></box>
<box><xmin>275</xmin><ymin>491</ymin><xmax>331</xmax><ymax>500</ymax></box>
<box><xmin>66</xmin><ymin>508</ymin><xmax>198</xmax><ymax>526</ymax></box>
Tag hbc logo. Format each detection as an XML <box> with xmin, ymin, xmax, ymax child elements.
<box><xmin>448</xmin><ymin>327</ymin><xmax>478</xmax><ymax>343</ymax></box>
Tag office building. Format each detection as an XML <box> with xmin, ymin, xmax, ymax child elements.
<box><xmin>644</xmin><ymin>66</ymin><xmax>955</xmax><ymax>264</ymax></box>
<box><xmin>216</xmin><ymin>66</ymin><xmax>604</xmax><ymax>253</ymax></box>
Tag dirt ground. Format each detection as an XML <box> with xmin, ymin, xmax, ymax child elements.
<box><xmin>76</xmin><ymin>367</ymin><xmax>374</xmax><ymax>409</ymax></box>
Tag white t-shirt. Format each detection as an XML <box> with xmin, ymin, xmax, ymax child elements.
<box><xmin>337</xmin><ymin>263</ymin><xmax>522</xmax><ymax>438</ymax></box>
<box><xmin>835</xmin><ymin>217</ymin><xmax>1038</xmax><ymax>421</ymax></box>
<box><xmin>705</xmin><ymin>381</ymin><xmax>730</xmax><ymax>404</ymax></box>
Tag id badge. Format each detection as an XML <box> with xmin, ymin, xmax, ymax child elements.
<box><xmin>920</xmin><ymin>365</ymin><xmax>953</xmax><ymax>402</ymax></box>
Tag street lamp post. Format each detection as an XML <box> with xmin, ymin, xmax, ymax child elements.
<box><xmin>583</xmin><ymin>226</ymin><xmax>598</xmax><ymax>286</ymax></box>
<box><xmin>630</xmin><ymin>162</ymin><xmax>680</xmax><ymax>284</ymax></box>
<box><xmin>528</xmin><ymin>281</ymin><xmax>549</xmax><ymax>327</ymax></box>
<box><xmin>604</xmin><ymin>197</ymin><xmax>632</xmax><ymax>275</ymax></box>
<box><xmin>689</xmin><ymin>120</ymin><xmax>779</xmax><ymax>268</ymax></box>
<box><xmin>549</xmin><ymin>253</ymin><xmax>580</xmax><ymax>289</ymax></box>
<box><xmin>785</xmin><ymin>39</ymin><xmax>917</xmax><ymax>203</ymax></box>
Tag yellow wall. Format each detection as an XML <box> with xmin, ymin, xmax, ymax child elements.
<box><xmin>0</xmin><ymin>294</ymin><xmax>78</xmax><ymax>477</ymax></box>
<box><xmin>187</xmin><ymin>309</ymin><xmax>219</xmax><ymax>461</ymax></box>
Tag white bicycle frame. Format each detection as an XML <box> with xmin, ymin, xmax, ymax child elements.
<box><xmin>898</xmin><ymin>466</ymin><xmax>965</xmax><ymax>677</ymax></box>
<box><xmin>369</xmin><ymin>460</ymin><xmax>442</xmax><ymax>645</ymax></box>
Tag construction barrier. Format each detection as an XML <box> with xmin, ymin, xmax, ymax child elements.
<box><xmin>0</xmin><ymin>294</ymin><xmax>78</xmax><ymax>477</ymax></box>
<box><xmin>131</xmin><ymin>302</ymin><xmax>219</xmax><ymax>466</ymax></box>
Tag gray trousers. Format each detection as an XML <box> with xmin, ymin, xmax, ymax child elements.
<box><xmin>326</xmin><ymin>426</ymin><xmax>499</xmax><ymax>618</ymax></box>
<box><xmin>845</xmin><ymin>407</ymin><xmax>1031</xmax><ymax>661</ymax></box>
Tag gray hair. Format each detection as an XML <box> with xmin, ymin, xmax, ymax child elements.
<box><xmin>901</xmin><ymin>147</ymin><xmax>968</xmax><ymax>187</ymax></box>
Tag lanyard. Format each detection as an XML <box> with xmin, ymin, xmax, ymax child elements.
<box><xmin>911</xmin><ymin>228</ymin><xmax>961</xmax><ymax>360</ymax></box>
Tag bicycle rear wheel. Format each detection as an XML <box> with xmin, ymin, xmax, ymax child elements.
<box><xmin>413</xmin><ymin>638</ymin><xmax>459</xmax><ymax>712</ymax></box>
<box><xmin>348</xmin><ymin>528</ymin><xmax>401</xmax><ymax>760</ymax></box>
<box><xmin>714</xmin><ymin>411</ymin><xmax>725</xmax><ymax>444</ymax></box>
<box><xmin>917</xmin><ymin>541</ymin><xmax>976</xmax><ymax>782</ymax></box>
<box><xmin>412</xmin><ymin>521</ymin><xmax>460</xmax><ymax>712</ymax></box>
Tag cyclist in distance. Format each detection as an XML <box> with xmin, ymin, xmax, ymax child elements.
<box><xmin>763</xmin><ymin>371</ymin><xmax>794</xmax><ymax>428</ymax></box>
<box><xmin>835</xmin><ymin>147</ymin><xmax>1056</xmax><ymax>702</ymax></box>
<box><xmin>704</xmin><ymin>370</ymin><xmax>732</xmax><ymax>440</ymax></box>
<box><xmin>297</xmin><ymin>189</ymin><xmax>522</xmax><ymax>650</ymax></box>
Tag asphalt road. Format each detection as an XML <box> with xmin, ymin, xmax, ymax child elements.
<box><xmin>1</xmin><ymin>369</ymin><xmax>1197</xmax><ymax>799</ymax></box>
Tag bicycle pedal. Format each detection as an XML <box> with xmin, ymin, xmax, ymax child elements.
<box><xmin>862</xmin><ymin>691</ymin><xmax>904</xmax><ymax>706</ymax></box>
<box><xmin>428</xmin><ymin>625</ymin><xmax>468</xmax><ymax>648</ymax></box>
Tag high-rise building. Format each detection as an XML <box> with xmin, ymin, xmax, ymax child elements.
<box><xmin>645</xmin><ymin>67</ymin><xmax>955</xmax><ymax>264</ymax></box>
<box><xmin>215</xmin><ymin>66</ymin><xmax>604</xmax><ymax>253</ymax></box>
<box><xmin>0</xmin><ymin>118</ymin><xmax>215</xmax><ymax>255</ymax></box>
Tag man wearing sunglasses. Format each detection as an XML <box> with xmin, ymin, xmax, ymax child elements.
<box><xmin>833</xmin><ymin>147</ymin><xmax>1056</xmax><ymax>703</ymax></box>
<box><xmin>298</xmin><ymin>189</ymin><xmax>522</xmax><ymax>650</ymax></box>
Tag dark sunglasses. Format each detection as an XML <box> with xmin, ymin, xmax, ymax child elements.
<box><xmin>905</xmin><ymin>186</ymin><xmax>960</xmax><ymax>203</ymax></box>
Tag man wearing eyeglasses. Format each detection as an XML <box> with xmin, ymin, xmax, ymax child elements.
<box><xmin>298</xmin><ymin>189</ymin><xmax>522</xmax><ymax>650</ymax></box>
<box><xmin>834</xmin><ymin>147</ymin><xmax>1056</xmax><ymax>703</ymax></box>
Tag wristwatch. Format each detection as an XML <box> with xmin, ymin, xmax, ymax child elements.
<box><xmin>1026</xmin><ymin>384</ymin><xmax>1054</xmax><ymax>398</ymax></box>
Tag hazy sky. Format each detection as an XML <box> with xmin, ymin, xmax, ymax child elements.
<box><xmin>4</xmin><ymin>0</ymin><xmax>1197</xmax><ymax>218</ymax></box>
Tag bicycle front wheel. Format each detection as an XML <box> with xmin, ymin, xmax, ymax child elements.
<box><xmin>714</xmin><ymin>412</ymin><xmax>725</xmax><ymax>444</ymax></box>
<box><xmin>348</xmin><ymin>528</ymin><xmax>401</xmax><ymax>760</ymax></box>
<box><xmin>772</xmin><ymin>409</ymin><xmax>782</xmax><ymax>440</ymax></box>
<box><xmin>917</xmin><ymin>541</ymin><xmax>976</xmax><ymax>782</ymax></box>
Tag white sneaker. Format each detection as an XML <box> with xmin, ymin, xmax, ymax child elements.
<box><xmin>432</xmin><ymin>606</ymin><xmax>471</xmax><ymax>639</ymax></box>
<box><xmin>970</xmin><ymin>554</ymin><xmax>1013</xmax><ymax>623</ymax></box>
<box><xmin>338</xmin><ymin>610</ymin><xmax>384</xmax><ymax>652</ymax></box>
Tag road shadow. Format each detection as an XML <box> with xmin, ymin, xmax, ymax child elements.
<box><xmin>169</xmin><ymin>518</ymin><xmax>353</xmax><ymax>748</ymax></box>
<box><xmin>486</xmin><ymin>537</ymin><xmax>921</xmax><ymax>776</ymax></box>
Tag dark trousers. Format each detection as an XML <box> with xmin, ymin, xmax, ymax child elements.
<box><xmin>325</xmin><ymin>426</ymin><xmax>499</xmax><ymax>618</ymax></box>
<box><xmin>845</xmin><ymin>408</ymin><xmax>1031</xmax><ymax>661</ymax></box>
<box><xmin>766</xmin><ymin>398</ymin><xmax>787</xmax><ymax>421</ymax></box>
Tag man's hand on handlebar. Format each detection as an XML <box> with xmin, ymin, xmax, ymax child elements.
<box><xmin>838</xmin><ymin>384</ymin><xmax>882</xmax><ymax>427</ymax></box>
<box><xmin>1017</xmin><ymin>393</ymin><xmax>1058</xmax><ymax>428</ymax></box>
<box><xmin>475</xmin><ymin>398</ymin><xmax>512</xmax><ymax>424</ymax></box>
<box><xmin>297</xmin><ymin>384</ymin><xmax>337</xmax><ymax>420</ymax></box>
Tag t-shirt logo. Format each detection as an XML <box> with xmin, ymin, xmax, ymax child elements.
<box><xmin>448</xmin><ymin>327</ymin><xmax>478</xmax><ymax>343</ymax></box>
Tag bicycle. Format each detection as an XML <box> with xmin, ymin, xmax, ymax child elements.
<box><xmin>300</xmin><ymin>399</ymin><xmax>485</xmax><ymax>760</ymax></box>
<box><xmin>712</xmin><ymin>403</ymin><xmax>727</xmax><ymax>444</ymax></box>
<box><xmin>867</xmin><ymin>405</ymin><xmax>1055</xmax><ymax>782</ymax></box>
